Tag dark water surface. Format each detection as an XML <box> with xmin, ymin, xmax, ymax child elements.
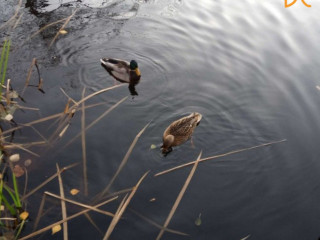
<box><xmin>2</xmin><ymin>0</ymin><xmax>320</xmax><ymax>239</ymax></box>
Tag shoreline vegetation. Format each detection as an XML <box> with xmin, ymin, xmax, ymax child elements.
<box><xmin>0</xmin><ymin>1</ymin><xmax>285</xmax><ymax>239</ymax></box>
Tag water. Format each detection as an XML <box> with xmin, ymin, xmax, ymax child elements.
<box><xmin>2</xmin><ymin>0</ymin><xmax>320</xmax><ymax>239</ymax></box>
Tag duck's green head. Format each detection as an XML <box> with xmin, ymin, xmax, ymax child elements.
<box><xmin>130</xmin><ymin>60</ymin><xmax>141</xmax><ymax>76</ymax></box>
<box><xmin>130</xmin><ymin>60</ymin><xmax>138</xmax><ymax>69</ymax></box>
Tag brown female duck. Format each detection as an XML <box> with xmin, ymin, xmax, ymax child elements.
<box><xmin>161</xmin><ymin>112</ymin><xmax>202</xmax><ymax>154</ymax></box>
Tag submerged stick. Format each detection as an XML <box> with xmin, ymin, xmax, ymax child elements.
<box><xmin>103</xmin><ymin>172</ymin><xmax>149</xmax><ymax>240</ymax></box>
<box><xmin>95</xmin><ymin>122</ymin><xmax>150</xmax><ymax>201</ymax></box>
<box><xmin>156</xmin><ymin>151</ymin><xmax>202</xmax><ymax>240</ymax></box>
<box><xmin>155</xmin><ymin>139</ymin><xmax>287</xmax><ymax>177</ymax></box>
<box><xmin>33</xmin><ymin>194</ymin><xmax>47</xmax><ymax>231</ymax></box>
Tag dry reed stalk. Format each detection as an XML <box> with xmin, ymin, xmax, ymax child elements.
<box><xmin>0</xmin><ymin>0</ymin><xmax>22</xmax><ymax>30</ymax></box>
<box><xmin>103</xmin><ymin>172</ymin><xmax>149</xmax><ymax>240</ymax></box>
<box><xmin>56</xmin><ymin>164</ymin><xmax>68</xmax><ymax>240</ymax></box>
<box><xmin>129</xmin><ymin>209</ymin><xmax>188</xmax><ymax>236</ymax></box>
<box><xmin>49</xmin><ymin>9</ymin><xmax>78</xmax><ymax>48</ymax></box>
<box><xmin>95</xmin><ymin>122</ymin><xmax>150</xmax><ymax>201</ymax></box>
<box><xmin>21</xmin><ymin>58</ymin><xmax>36</xmax><ymax>97</ymax></box>
<box><xmin>23</xmin><ymin>166</ymin><xmax>28</xmax><ymax>196</ymax></box>
<box><xmin>2</xmin><ymin>101</ymin><xmax>110</xmax><ymax>136</ymax></box>
<box><xmin>23</xmin><ymin>17</ymin><xmax>68</xmax><ymax>45</ymax></box>
<box><xmin>44</xmin><ymin>192</ymin><xmax>115</xmax><ymax>217</ymax></box>
<box><xmin>21</xmin><ymin>162</ymin><xmax>79</xmax><ymax>201</ymax></box>
<box><xmin>81</xmin><ymin>88</ymin><xmax>88</xmax><ymax>196</ymax></box>
<box><xmin>154</xmin><ymin>139</ymin><xmax>287</xmax><ymax>177</ymax></box>
<box><xmin>156</xmin><ymin>151</ymin><xmax>202</xmax><ymax>240</ymax></box>
<box><xmin>33</xmin><ymin>194</ymin><xmax>47</xmax><ymax>231</ymax></box>
<box><xmin>60</xmin><ymin>88</ymin><xmax>77</xmax><ymax>105</ymax></box>
<box><xmin>3</xmin><ymin>142</ymin><xmax>41</xmax><ymax>157</ymax></box>
<box><xmin>69</xmin><ymin>84</ymin><xmax>125</xmax><ymax>111</ymax></box>
<box><xmin>19</xmin><ymin>196</ymin><xmax>118</xmax><ymax>240</ymax></box>
<box><xmin>13</xmin><ymin>12</ymin><xmax>23</xmax><ymax>29</ymax></box>
<box><xmin>63</xmin><ymin>96</ymin><xmax>128</xmax><ymax>149</ymax></box>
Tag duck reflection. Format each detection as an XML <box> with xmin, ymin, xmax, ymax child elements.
<box><xmin>100</xmin><ymin>58</ymin><xmax>141</xmax><ymax>96</ymax></box>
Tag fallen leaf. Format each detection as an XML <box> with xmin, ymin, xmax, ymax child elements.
<box><xmin>20</xmin><ymin>211</ymin><xmax>29</xmax><ymax>220</ymax></box>
<box><xmin>4</xmin><ymin>114</ymin><xmax>13</xmax><ymax>121</ymax></box>
<box><xmin>9</xmin><ymin>154</ymin><xmax>20</xmax><ymax>162</ymax></box>
<box><xmin>13</xmin><ymin>165</ymin><xmax>24</xmax><ymax>177</ymax></box>
<box><xmin>59</xmin><ymin>29</ymin><xmax>68</xmax><ymax>34</ymax></box>
<box><xmin>150</xmin><ymin>144</ymin><xmax>157</xmax><ymax>149</ymax></box>
<box><xmin>24</xmin><ymin>159</ymin><xmax>32</xmax><ymax>167</ymax></box>
<box><xmin>0</xmin><ymin>205</ymin><xmax>4</xmax><ymax>211</ymax></box>
<box><xmin>70</xmin><ymin>189</ymin><xmax>80</xmax><ymax>195</ymax></box>
<box><xmin>52</xmin><ymin>224</ymin><xmax>62</xmax><ymax>235</ymax></box>
<box><xmin>195</xmin><ymin>213</ymin><xmax>202</xmax><ymax>226</ymax></box>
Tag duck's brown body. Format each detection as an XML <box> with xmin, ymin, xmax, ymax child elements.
<box><xmin>162</xmin><ymin>112</ymin><xmax>202</xmax><ymax>153</ymax></box>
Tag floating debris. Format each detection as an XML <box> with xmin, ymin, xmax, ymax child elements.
<box><xmin>150</xmin><ymin>144</ymin><xmax>157</xmax><ymax>149</ymax></box>
<box><xmin>9</xmin><ymin>154</ymin><xmax>20</xmax><ymax>162</ymax></box>
<box><xmin>13</xmin><ymin>165</ymin><xmax>24</xmax><ymax>177</ymax></box>
<box><xmin>52</xmin><ymin>224</ymin><xmax>62</xmax><ymax>235</ymax></box>
<box><xmin>24</xmin><ymin>159</ymin><xmax>32</xmax><ymax>167</ymax></box>
<box><xmin>70</xmin><ymin>189</ymin><xmax>80</xmax><ymax>195</ymax></box>
<box><xmin>59</xmin><ymin>29</ymin><xmax>68</xmax><ymax>35</ymax></box>
<box><xmin>195</xmin><ymin>213</ymin><xmax>202</xmax><ymax>226</ymax></box>
<box><xmin>19</xmin><ymin>212</ymin><xmax>29</xmax><ymax>220</ymax></box>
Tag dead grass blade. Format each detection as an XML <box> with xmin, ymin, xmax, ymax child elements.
<box><xmin>63</xmin><ymin>96</ymin><xmax>128</xmax><ymax>149</ymax></box>
<box><xmin>56</xmin><ymin>164</ymin><xmax>68</xmax><ymax>240</ymax></box>
<box><xmin>49</xmin><ymin>9</ymin><xmax>77</xmax><ymax>48</ymax></box>
<box><xmin>21</xmin><ymin>58</ymin><xmax>36</xmax><ymax>97</ymax></box>
<box><xmin>130</xmin><ymin>209</ymin><xmax>188</xmax><ymax>236</ymax></box>
<box><xmin>2</xmin><ymin>101</ymin><xmax>111</xmax><ymax>136</ymax></box>
<box><xmin>154</xmin><ymin>139</ymin><xmax>287</xmax><ymax>177</ymax></box>
<box><xmin>81</xmin><ymin>88</ymin><xmax>88</xmax><ymax>196</ymax></box>
<box><xmin>240</xmin><ymin>235</ymin><xmax>250</xmax><ymax>240</ymax></box>
<box><xmin>156</xmin><ymin>151</ymin><xmax>202</xmax><ymax>240</ymax></box>
<box><xmin>96</xmin><ymin>122</ymin><xmax>150</xmax><ymax>201</ymax></box>
<box><xmin>19</xmin><ymin>196</ymin><xmax>118</xmax><ymax>240</ymax></box>
<box><xmin>33</xmin><ymin>194</ymin><xmax>47</xmax><ymax>231</ymax></box>
<box><xmin>103</xmin><ymin>171</ymin><xmax>149</xmax><ymax>240</ymax></box>
<box><xmin>21</xmin><ymin>162</ymin><xmax>79</xmax><ymax>201</ymax></box>
<box><xmin>0</xmin><ymin>0</ymin><xmax>22</xmax><ymax>30</ymax></box>
<box><xmin>44</xmin><ymin>191</ymin><xmax>114</xmax><ymax>217</ymax></box>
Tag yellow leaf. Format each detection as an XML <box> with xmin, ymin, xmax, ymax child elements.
<box><xmin>195</xmin><ymin>213</ymin><xmax>202</xmax><ymax>226</ymax></box>
<box><xmin>0</xmin><ymin>205</ymin><xmax>4</xmax><ymax>211</ymax></box>
<box><xmin>20</xmin><ymin>211</ymin><xmax>29</xmax><ymax>220</ymax></box>
<box><xmin>70</xmin><ymin>189</ymin><xmax>80</xmax><ymax>195</ymax></box>
<box><xmin>150</xmin><ymin>144</ymin><xmax>157</xmax><ymax>149</ymax></box>
<box><xmin>52</xmin><ymin>224</ymin><xmax>62</xmax><ymax>235</ymax></box>
<box><xmin>59</xmin><ymin>29</ymin><xmax>68</xmax><ymax>35</ymax></box>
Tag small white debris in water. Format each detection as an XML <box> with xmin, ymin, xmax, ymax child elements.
<box><xmin>9</xmin><ymin>154</ymin><xmax>20</xmax><ymax>162</ymax></box>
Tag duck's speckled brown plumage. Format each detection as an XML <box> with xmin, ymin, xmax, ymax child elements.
<box><xmin>162</xmin><ymin>112</ymin><xmax>202</xmax><ymax>153</ymax></box>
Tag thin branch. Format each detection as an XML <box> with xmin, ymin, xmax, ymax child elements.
<box><xmin>56</xmin><ymin>164</ymin><xmax>68</xmax><ymax>240</ymax></box>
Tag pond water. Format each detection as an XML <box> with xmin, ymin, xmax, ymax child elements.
<box><xmin>2</xmin><ymin>0</ymin><xmax>320</xmax><ymax>239</ymax></box>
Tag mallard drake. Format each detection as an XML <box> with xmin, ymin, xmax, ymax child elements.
<box><xmin>100</xmin><ymin>58</ymin><xmax>141</xmax><ymax>84</ymax></box>
<box><xmin>161</xmin><ymin>112</ymin><xmax>202</xmax><ymax>154</ymax></box>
